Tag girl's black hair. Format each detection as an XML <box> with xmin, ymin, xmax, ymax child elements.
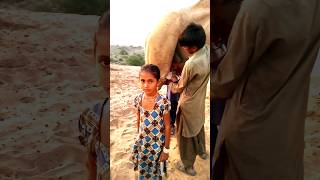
<box><xmin>178</xmin><ymin>22</ymin><xmax>206</xmax><ymax>49</ymax></box>
<box><xmin>140</xmin><ymin>64</ymin><xmax>161</xmax><ymax>80</ymax></box>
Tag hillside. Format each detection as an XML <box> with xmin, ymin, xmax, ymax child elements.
<box><xmin>111</xmin><ymin>45</ymin><xmax>144</xmax><ymax>65</ymax></box>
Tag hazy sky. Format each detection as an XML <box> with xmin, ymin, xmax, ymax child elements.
<box><xmin>110</xmin><ymin>0</ymin><xmax>199</xmax><ymax>46</ymax></box>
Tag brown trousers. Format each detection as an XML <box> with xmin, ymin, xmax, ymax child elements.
<box><xmin>177</xmin><ymin>123</ymin><xmax>206</xmax><ymax>168</ymax></box>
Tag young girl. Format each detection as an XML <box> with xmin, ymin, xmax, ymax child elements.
<box><xmin>78</xmin><ymin>11</ymin><xmax>110</xmax><ymax>180</ymax></box>
<box><xmin>131</xmin><ymin>64</ymin><xmax>171</xmax><ymax>179</ymax></box>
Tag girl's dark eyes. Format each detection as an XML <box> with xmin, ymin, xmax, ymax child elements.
<box><xmin>140</xmin><ymin>79</ymin><xmax>154</xmax><ymax>83</ymax></box>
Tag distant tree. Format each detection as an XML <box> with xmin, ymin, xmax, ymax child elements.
<box><xmin>119</xmin><ymin>48</ymin><xmax>128</xmax><ymax>55</ymax></box>
<box><xmin>125</xmin><ymin>54</ymin><xmax>144</xmax><ymax>66</ymax></box>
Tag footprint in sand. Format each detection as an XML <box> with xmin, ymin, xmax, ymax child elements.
<box><xmin>38</xmin><ymin>107</ymin><xmax>48</xmax><ymax>112</ymax></box>
<box><xmin>122</xmin><ymin>129</ymin><xmax>134</xmax><ymax>136</ymax></box>
<box><xmin>84</xmin><ymin>48</ymin><xmax>92</xmax><ymax>55</ymax></box>
<box><xmin>0</xmin><ymin>57</ymin><xmax>29</xmax><ymax>68</ymax></box>
<box><xmin>20</xmin><ymin>96</ymin><xmax>35</xmax><ymax>103</ymax></box>
<box><xmin>114</xmin><ymin>151</ymin><xmax>127</xmax><ymax>160</ymax></box>
<box><xmin>64</xmin><ymin>56</ymin><xmax>79</xmax><ymax>67</ymax></box>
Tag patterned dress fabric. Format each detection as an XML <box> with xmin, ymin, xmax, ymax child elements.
<box><xmin>131</xmin><ymin>93</ymin><xmax>170</xmax><ymax>179</ymax></box>
<box><xmin>78</xmin><ymin>99</ymin><xmax>109</xmax><ymax>180</ymax></box>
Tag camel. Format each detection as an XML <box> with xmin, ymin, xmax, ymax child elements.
<box><xmin>144</xmin><ymin>0</ymin><xmax>243</xmax><ymax>83</ymax></box>
<box><xmin>144</xmin><ymin>0</ymin><xmax>210</xmax><ymax>87</ymax></box>
<box><xmin>143</xmin><ymin>1</ymin><xmax>243</xmax><ymax>177</ymax></box>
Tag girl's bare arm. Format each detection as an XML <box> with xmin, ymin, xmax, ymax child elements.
<box><xmin>163</xmin><ymin>112</ymin><xmax>171</xmax><ymax>149</ymax></box>
<box><xmin>86</xmin><ymin>150</ymin><xmax>97</xmax><ymax>180</ymax></box>
<box><xmin>160</xmin><ymin>112</ymin><xmax>171</xmax><ymax>161</ymax></box>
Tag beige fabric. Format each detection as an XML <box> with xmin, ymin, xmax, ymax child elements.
<box><xmin>171</xmin><ymin>45</ymin><xmax>210</xmax><ymax>137</ymax></box>
<box><xmin>212</xmin><ymin>0</ymin><xmax>320</xmax><ymax>179</ymax></box>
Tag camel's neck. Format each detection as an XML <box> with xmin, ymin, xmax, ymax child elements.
<box><xmin>181</xmin><ymin>6</ymin><xmax>209</xmax><ymax>24</ymax></box>
<box><xmin>179</xmin><ymin>2</ymin><xmax>210</xmax><ymax>44</ymax></box>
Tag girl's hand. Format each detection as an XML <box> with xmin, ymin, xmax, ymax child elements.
<box><xmin>171</xmin><ymin>75</ymin><xmax>179</xmax><ymax>83</ymax></box>
<box><xmin>159</xmin><ymin>152</ymin><xmax>169</xmax><ymax>161</ymax></box>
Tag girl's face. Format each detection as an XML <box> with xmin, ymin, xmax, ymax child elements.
<box><xmin>95</xmin><ymin>12</ymin><xmax>109</xmax><ymax>95</ymax></box>
<box><xmin>139</xmin><ymin>71</ymin><xmax>159</xmax><ymax>96</ymax></box>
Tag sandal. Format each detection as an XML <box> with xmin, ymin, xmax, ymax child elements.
<box><xmin>175</xmin><ymin>161</ymin><xmax>196</xmax><ymax>176</ymax></box>
<box><xmin>199</xmin><ymin>153</ymin><xmax>208</xmax><ymax>160</ymax></box>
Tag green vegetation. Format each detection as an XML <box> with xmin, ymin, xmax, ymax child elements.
<box><xmin>125</xmin><ymin>54</ymin><xmax>144</xmax><ymax>66</ymax></box>
<box><xmin>111</xmin><ymin>45</ymin><xmax>145</xmax><ymax>66</ymax></box>
<box><xmin>119</xmin><ymin>48</ymin><xmax>128</xmax><ymax>55</ymax></box>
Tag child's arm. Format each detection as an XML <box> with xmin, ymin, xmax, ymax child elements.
<box><xmin>170</xmin><ymin>63</ymin><xmax>191</xmax><ymax>93</ymax></box>
<box><xmin>86</xmin><ymin>146</ymin><xmax>97</xmax><ymax>180</ymax></box>
<box><xmin>163</xmin><ymin>112</ymin><xmax>171</xmax><ymax>149</ymax></box>
<box><xmin>133</xmin><ymin>95</ymin><xmax>140</xmax><ymax>133</ymax></box>
<box><xmin>160</xmin><ymin>112</ymin><xmax>171</xmax><ymax>161</ymax></box>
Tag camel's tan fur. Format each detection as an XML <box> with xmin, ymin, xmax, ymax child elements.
<box><xmin>145</xmin><ymin>0</ymin><xmax>210</xmax><ymax>83</ymax></box>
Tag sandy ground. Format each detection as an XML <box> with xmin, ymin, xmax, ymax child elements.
<box><xmin>0</xmin><ymin>8</ymin><xmax>319</xmax><ymax>180</ymax></box>
<box><xmin>0</xmin><ymin>9</ymin><xmax>101</xmax><ymax>179</ymax></box>
<box><xmin>109</xmin><ymin>64</ymin><xmax>320</xmax><ymax>180</ymax></box>
<box><xmin>110</xmin><ymin>64</ymin><xmax>211</xmax><ymax>179</ymax></box>
<box><xmin>305</xmin><ymin>75</ymin><xmax>320</xmax><ymax>180</ymax></box>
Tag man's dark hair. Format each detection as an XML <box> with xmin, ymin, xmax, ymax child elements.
<box><xmin>178</xmin><ymin>22</ymin><xmax>206</xmax><ymax>49</ymax></box>
<box><xmin>140</xmin><ymin>64</ymin><xmax>161</xmax><ymax>80</ymax></box>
